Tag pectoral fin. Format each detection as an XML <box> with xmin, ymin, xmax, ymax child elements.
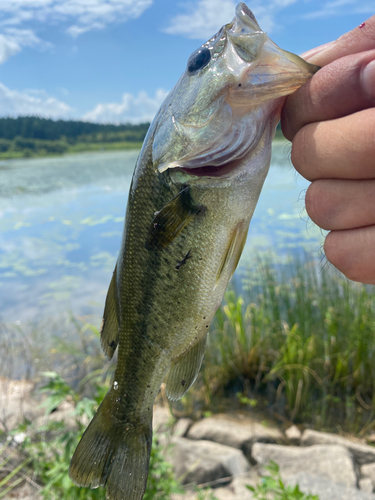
<box><xmin>216</xmin><ymin>222</ymin><xmax>247</xmax><ymax>284</ymax></box>
<box><xmin>166</xmin><ymin>333</ymin><xmax>207</xmax><ymax>401</ymax></box>
<box><xmin>146</xmin><ymin>186</ymin><xmax>204</xmax><ymax>250</ymax></box>
<box><xmin>100</xmin><ymin>264</ymin><xmax>119</xmax><ymax>359</ymax></box>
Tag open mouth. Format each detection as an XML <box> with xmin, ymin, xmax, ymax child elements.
<box><xmin>180</xmin><ymin>160</ymin><xmax>240</xmax><ymax>178</ymax></box>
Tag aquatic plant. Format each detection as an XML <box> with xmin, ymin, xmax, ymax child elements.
<box><xmin>199</xmin><ymin>255</ymin><xmax>375</xmax><ymax>431</ymax></box>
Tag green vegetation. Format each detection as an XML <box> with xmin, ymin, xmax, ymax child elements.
<box><xmin>0</xmin><ymin>321</ymin><xmax>216</xmax><ymax>499</ymax></box>
<box><xmin>247</xmin><ymin>461</ymin><xmax>319</xmax><ymax>499</ymax></box>
<box><xmin>0</xmin><ymin>116</ymin><xmax>148</xmax><ymax>159</ymax></box>
<box><xmin>174</xmin><ymin>256</ymin><xmax>375</xmax><ymax>433</ymax></box>
<box><xmin>0</xmin><ymin>374</ymin><xmax>181</xmax><ymax>499</ymax></box>
<box><xmin>0</xmin><ymin>116</ymin><xmax>286</xmax><ymax>159</ymax></box>
<box><xmin>2</xmin><ymin>255</ymin><xmax>375</xmax><ymax>496</ymax></box>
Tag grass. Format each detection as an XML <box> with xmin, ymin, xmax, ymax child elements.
<box><xmin>2</xmin><ymin>254</ymin><xmax>375</xmax><ymax>497</ymax></box>
<box><xmin>4</xmin><ymin>255</ymin><xmax>375</xmax><ymax>435</ymax></box>
<box><xmin>0</xmin><ymin>323</ymin><xmax>217</xmax><ymax>500</ymax></box>
<box><xmin>4</xmin><ymin>254</ymin><xmax>375</xmax><ymax>434</ymax></box>
<box><xmin>172</xmin><ymin>255</ymin><xmax>375</xmax><ymax>433</ymax></box>
<box><xmin>248</xmin><ymin>461</ymin><xmax>319</xmax><ymax>499</ymax></box>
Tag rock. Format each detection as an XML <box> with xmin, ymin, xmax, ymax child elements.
<box><xmin>214</xmin><ymin>472</ymin><xmax>258</xmax><ymax>500</ymax></box>
<box><xmin>33</xmin><ymin>399</ymin><xmax>82</xmax><ymax>431</ymax></box>
<box><xmin>187</xmin><ymin>415</ymin><xmax>285</xmax><ymax>460</ymax></box>
<box><xmin>174</xmin><ymin>418</ymin><xmax>193</xmax><ymax>437</ymax></box>
<box><xmin>301</xmin><ymin>429</ymin><xmax>375</xmax><ymax>465</ymax></box>
<box><xmin>170</xmin><ymin>437</ymin><xmax>250</xmax><ymax>486</ymax></box>
<box><xmin>362</xmin><ymin>464</ymin><xmax>375</xmax><ymax>482</ymax></box>
<box><xmin>0</xmin><ymin>378</ymin><xmax>43</xmax><ymax>431</ymax></box>
<box><xmin>285</xmin><ymin>425</ymin><xmax>302</xmax><ymax>445</ymax></box>
<box><xmin>360</xmin><ymin>478</ymin><xmax>374</xmax><ymax>493</ymax></box>
<box><xmin>287</xmin><ymin>473</ymin><xmax>375</xmax><ymax>500</ymax></box>
<box><xmin>153</xmin><ymin>405</ymin><xmax>173</xmax><ymax>433</ymax></box>
<box><xmin>171</xmin><ymin>472</ymin><xmax>258</xmax><ymax>500</ymax></box>
<box><xmin>252</xmin><ymin>443</ymin><xmax>357</xmax><ymax>488</ymax></box>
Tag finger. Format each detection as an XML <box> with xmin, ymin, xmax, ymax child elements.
<box><xmin>281</xmin><ymin>50</ymin><xmax>375</xmax><ymax>140</ymax></box>
<box><xmin>291</xmin><ymin>108</ymin><xmax>375</xmax><ymax>181</ymax></box>
<box><xmin>306</xmin><ymin>179</ymin><xmax>375</xmax><ymax>231</ymax></box>
<box><xmin>303</xmin><ymin>14</ymin><xmax>375</xmax><ymax>66</ymax></box>
<box><xmin>324</xmin><ymin>226</ymin><xmax>375</xmax><ymax>284</ymax></box>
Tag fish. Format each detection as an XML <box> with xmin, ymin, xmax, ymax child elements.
<box><xmin>69</xmin><ymin>4</ymin><xmax>319</xmax><ymax>499</ymax></box>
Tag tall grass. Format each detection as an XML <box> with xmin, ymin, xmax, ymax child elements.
<box><xmin>198</xmin><ymin>256</ymin><xmax>375</xmax><ymax>432</ymax></box>
<box><xmin>3</xmin><ymin>254</ymin><xmax>375</xmax><ymax>438</ymax></box>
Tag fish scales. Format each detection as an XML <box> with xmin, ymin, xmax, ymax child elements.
<box><xmin>69</xmin><ymin>3</ymin><xmax>319</xmax><ymax>499</ymax></box>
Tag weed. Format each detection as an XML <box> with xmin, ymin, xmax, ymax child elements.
<box><xmin>198</xmin><ymin>256</ymin><xmax>375</xmax><ymax>431</ymax></box>
<box><xmin>11</xmin><ymin>370</ymin><xmax>182</xmax><ymax>499</ymax></box>
<box><xmin>247</xmin><ymin>461</ymin><xmax>319</xmax><ymax>500</ymax></box>
<box><xmin>0</xmin><ymin>439</ymin><xmax>31</xmax><ymax>499</ymax></box>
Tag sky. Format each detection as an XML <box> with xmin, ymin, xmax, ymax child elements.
<box><xmin>0</xmin><ymin>0</ymin><xmax>372</xmax><ymax>124</ymax></box>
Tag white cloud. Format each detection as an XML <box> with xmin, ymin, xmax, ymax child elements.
<box><xmin>164</xmin><ymin>0</ymin><xmax>237</xmax><ymax>39</ymax></box>
<box><xmin>304</xmin><ymin>0</ymin><xmax>375</xmax><ymax>19</ymax></box>
<box><xmin>0</xmin><ymin>0</ymin><xmax>153</xmax><ymax>36</ymax></box>
<box><xmin>163</xmin><ymin>0</ymin><xmax>296</xmax><ymax>39</ymax></box>
<box><xmin>0</xmin><ymin>28</ymin><xmax>50</xmax><ymax>64</ymax></box>
<box><xmin>83</xmin><ymin>89</ymin><xmax>169</xmax><ymax>124</ymax></box>
<box><xmin>0</xmin><ymin>82</ymin><xmax>72</xmax><ymax>118</ymax></box>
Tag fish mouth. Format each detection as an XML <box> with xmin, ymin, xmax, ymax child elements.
<box><xmin>180</xmin><ymin>160</ymin><xmax>241</xmax><ymax>178</ymax></box>
<box><xmin>155</xmin><ymin>3</ymin><xmax>319</xmax><ymax>179</ymax></box>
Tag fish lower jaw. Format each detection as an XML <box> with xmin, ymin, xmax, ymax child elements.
<box><xmin>179</xmin><ymin>158</ymin><xmax>243</xmax><ymax>178</ymax></box>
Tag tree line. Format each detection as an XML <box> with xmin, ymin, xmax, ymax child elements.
<box><xmin>0</xmin><ymin>116</ymin><xmax>150</xmax><ymax>141</ymax></box>
<box><xmin>0</xmin><ymin>116</ymin><xmax>284</xmax><ymax>159</ymax></box>
<box><xmin>0</xmin><ymin>117</ymin><xmax>150</xmax><ymax>158</ymax></box>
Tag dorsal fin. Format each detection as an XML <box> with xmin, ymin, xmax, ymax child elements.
<box><xmin>166</xmin><ymin>333</ymin><xmax>207</xmax><ymax>401</ymax></box>
<box><xmin>100</xmin><ymin>264</ymin><xmax>119</xmax><ymax>359</ymax></box>
<box><xmin>146</xmin><ymin>186</ymin><xmax>204</xmax><ymax>250</ymax></box>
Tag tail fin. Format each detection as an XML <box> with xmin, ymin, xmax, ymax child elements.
<box><xmin>69</xmin><ymin>391</ymin><xmax>152</xmax><ymax>500</ymax></box>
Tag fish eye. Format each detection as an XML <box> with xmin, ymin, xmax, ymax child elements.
<box><xmin>187</xmin><ymin>47</ymin><xmax>211</xmax><ymax>74</ymax></box>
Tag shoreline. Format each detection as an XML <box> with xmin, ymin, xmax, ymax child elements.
<box><xmin>0</xmin><ymin>137</ymin><xmax>289</xmax><ymax>162</ymax></box>
<box><xmin>0</xmin><ymin>140</ymin><xmax>144</xmax><ymax>161</ymax></box>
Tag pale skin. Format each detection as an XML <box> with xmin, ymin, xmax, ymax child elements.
<box><xmin>281</xmin><ymin>14</ymin><xmax>375</xmax><ymax>284</ymax></box>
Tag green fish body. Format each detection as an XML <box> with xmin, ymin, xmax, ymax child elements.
<box><xmin>70</xmin><ymin>4</ymin><xmax>319</xmax><ymax>499</ymax></box>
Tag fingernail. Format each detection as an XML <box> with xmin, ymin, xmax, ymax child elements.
<box><xmin>361</xmin><ymin>59</ymin><xmax>375</xmax><ymax>98</ymax></box>
<box><xmin>300</xmin><ymin>41</ymin><xmax>334</xmax><ymax>61</ymax></box>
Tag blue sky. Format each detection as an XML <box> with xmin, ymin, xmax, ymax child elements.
<box><xmin>0</xmin><ymin>0</ymin><xmax>372</xmax><ymax>124</ymax></box>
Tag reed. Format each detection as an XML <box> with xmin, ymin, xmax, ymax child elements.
<box><xmin>198</xmin><ymin>255</ymin><xmax>375</xmax><ymax>432</ymax></box>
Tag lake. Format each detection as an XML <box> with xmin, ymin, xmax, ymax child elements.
<box><xmin>0</xmin><ymin>143</ymin><xmax>323</xmax><ymax>326</ymax></box>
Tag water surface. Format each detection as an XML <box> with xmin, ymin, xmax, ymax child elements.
<box><xmin>0</xmin><ymin>144</ymin><xmax>323</xmax><ymax>325</ymax></box>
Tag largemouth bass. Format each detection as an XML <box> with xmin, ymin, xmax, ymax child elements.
<box><xmin>69</xmin><ymin>4</ymin><xmax>318</xmax><ymax>499</ymax></box>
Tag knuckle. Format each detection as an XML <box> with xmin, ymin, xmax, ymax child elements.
<box><xmin>305</xmin><ymin>180</ymin><xmax>335</xmax><ymax>230</ymax></box>
<box><xmin>324</xmin><ymin>232</ymin><xmax>350</xmax><ymax>277</ymax></box>
<box><xmin>290</xmin><ymin>127</ymin><xmax>306</xmax><ymax>174</ymax></box>
<box><xmin>324</xmin><ymin>229</ymin><xmax>375</xmax><ymax>284</ymax></box>
<box><xmin>305</xmin><ymin>181</ymin><xmax>323</xmax><ymax>226</ymax></box>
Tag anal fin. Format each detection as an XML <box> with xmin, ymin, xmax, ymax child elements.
<box><xmin>100</xmin><ymin>264</ymin><xmax>119</xmax><ymax>359</ymax></box>
<box><xmin>166</xmin><ymin>333</ymin><xmax>207</xmax><ymax>401</ymax></box>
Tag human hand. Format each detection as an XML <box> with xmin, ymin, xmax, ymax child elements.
<box><xmin>281</xmin><ymin>15</ymin><xmax>375</xmax><ymax>284</ymax></box>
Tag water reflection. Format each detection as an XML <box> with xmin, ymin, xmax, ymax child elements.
<box><xmin>0</xmin><ymin>144</ymin><xmax>323</xmax><ymax>324</ymax></box>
